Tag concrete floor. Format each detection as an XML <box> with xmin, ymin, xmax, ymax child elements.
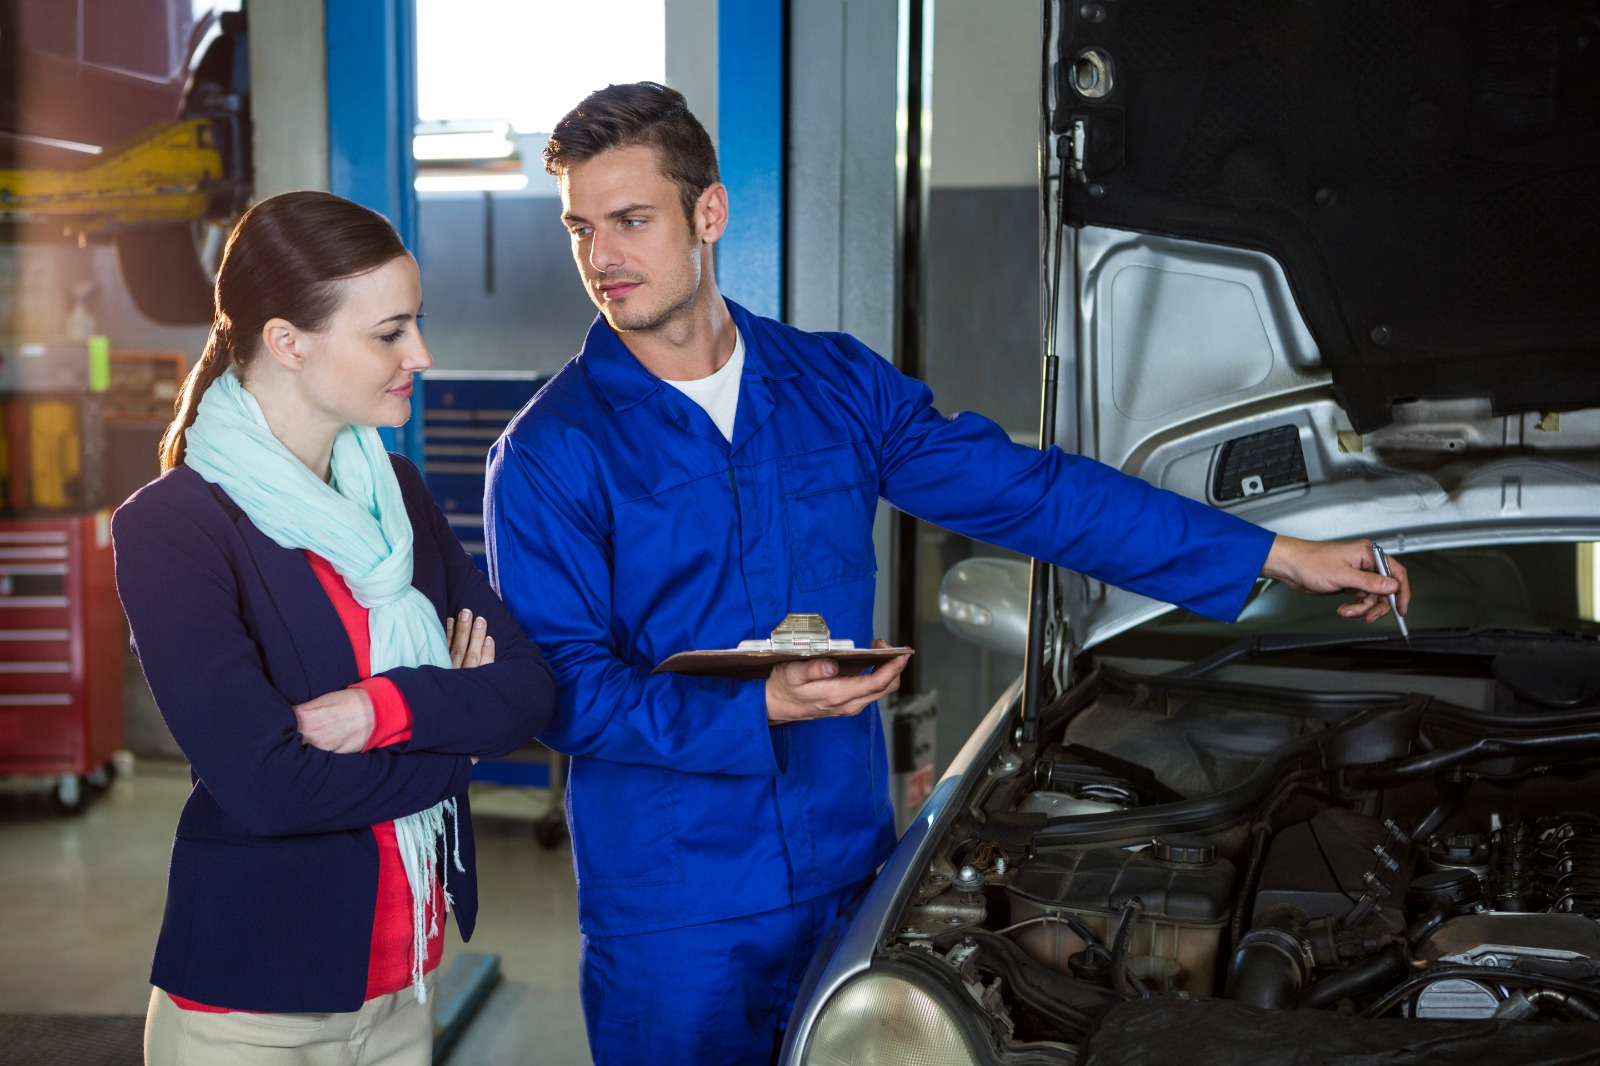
<box><xmin>0</xmin><ymin>757</ymin><xmax>591</xmax><ymax>1065</ymax></box>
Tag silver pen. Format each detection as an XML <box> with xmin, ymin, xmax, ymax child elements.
<box><xmin>1370</xmin><ymin>544</ymin><xmax>1409</xmax><ymax>647</ymax></box>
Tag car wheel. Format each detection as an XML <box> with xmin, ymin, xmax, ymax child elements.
<box><xmin>116</xmin><ymin>12</ymin><xmax>249</xmax><ymax>327</ymax></box>
<box><xmin>115</xmin><ymin>218</ymin><xmax>229</xmax><ymax>325</ymax></box>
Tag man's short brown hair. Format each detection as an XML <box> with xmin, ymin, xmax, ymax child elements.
<box><xmin>543</xmin><ymin>82</ymin><xmax>720</xmax><ymax>227</ymax></box>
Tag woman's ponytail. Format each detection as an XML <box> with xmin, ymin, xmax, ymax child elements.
<box><xmin>157</xmin><ymin>321</ymin><xmax>233</xmax><ymax>473</ymax></box>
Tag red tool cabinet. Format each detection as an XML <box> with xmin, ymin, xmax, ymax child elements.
<box><xmin>0</xmin><ymin>511</ymin><xmax>124</xmax><ymax>806</ymax></box>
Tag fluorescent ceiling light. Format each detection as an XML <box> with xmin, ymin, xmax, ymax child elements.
<box><xmin>413</xmin><ymin>122</ymin><xmax>516</xmax><ymax>161</ymax></box>
<box><xmin>15</xmin><ymin>132</ymin><xmax>102</xmax><ymax>155</ymax></box>
<box><xmin>415</xmin><ymin>173</ymin><xmax>530</xmax><ymax>193</ymax></box>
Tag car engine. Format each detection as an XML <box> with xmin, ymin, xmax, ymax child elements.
<box><xmin>880</xmin><ymin>654</ymin><xmax>1600</xmax><ymax>1058</ymax></box>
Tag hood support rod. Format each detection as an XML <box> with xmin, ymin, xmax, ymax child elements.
<box><xmin>1020</xmin><ymin>355</ymin><xmax>1058</xmax><ymax>745</ymax></box>
<box><xmin>1022</xmin><ymin>14</ymin><xmax>1072</xmax><ymax>744</ymax></box>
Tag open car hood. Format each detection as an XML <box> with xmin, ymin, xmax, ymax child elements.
<box><xmin>1053</xmin><ymin>1</ymin><xmax>1600</xmax><ymax>649</ymax></box>
<box><xmin>1055</xmin><ymin>0</ymin><xmax>1600</xmax><ymax>435</ymax></box>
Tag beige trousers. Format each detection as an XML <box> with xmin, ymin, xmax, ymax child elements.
<box><xmin>143</xmin><ymin>975</ymin><xmax>434</xmax><ymax>1066</ymax></box>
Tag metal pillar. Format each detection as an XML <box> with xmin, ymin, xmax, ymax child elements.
<box><xmin>324</xmin><ymin>0</ymin><xmax>424</xmax><ymax>466</ymax></box>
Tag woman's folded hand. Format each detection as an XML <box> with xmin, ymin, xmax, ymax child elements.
<box><xmin>293</xmin><ymin>688</ymin><xmax>376</xmax><ymax>754</ymax></box>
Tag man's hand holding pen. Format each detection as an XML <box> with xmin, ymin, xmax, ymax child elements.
<box><xmin>1262</xmin><ymin>534</ymin><xmax>1412</xmax><ymax>627</ymax></box>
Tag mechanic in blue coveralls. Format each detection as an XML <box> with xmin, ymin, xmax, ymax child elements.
<box><xmin>485</xmin><ymin>81</ymin><xmax>1412</xmax><ymax>1066</ymax></box>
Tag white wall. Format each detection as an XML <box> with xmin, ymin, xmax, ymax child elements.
<box><xmin>665</xmin><ymin>0</ymin><xmax>718</xmax><ymax>143</ymax></box>
<box><xmin>929</xmin><ymin>0</ymin><xmax>1040</xmax><ymax>189</ymax></box>
<box><xmin>248</xmin><ymin>0</ymin><xmax>331</xmax><ymax>197</ymax></box>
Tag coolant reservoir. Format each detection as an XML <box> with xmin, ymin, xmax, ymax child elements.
<box><xmin>1005</xmin><ymin>835</ymin><xmax>1235</xmax><ymax>995</ymax></box>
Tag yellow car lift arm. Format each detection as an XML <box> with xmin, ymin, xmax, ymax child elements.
<box><xmin>0</xmin><ymin>117</ymin><xmax>228</xmax><ymax>231</ymax></box>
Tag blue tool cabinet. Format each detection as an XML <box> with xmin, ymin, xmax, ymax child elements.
<box><xmin>420</xmin><ymin>372</ymin><xmax>546</xmax><ymax>571</ymax></box>
<box><xmin>420</xmin><ymin>372</ymin><xmax>565</xmax><ymax>847</ymax></box>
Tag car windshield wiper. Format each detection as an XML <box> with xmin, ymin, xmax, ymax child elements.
<box><xmin>1164</xmin><ymin>626</ymin><xmax>1592</xmax><ymax>680</ymax></box>
<box><xmin>1163</xmin><ymin>631</ymin><xmax>1413</xmax><ymax>679</ymax></box>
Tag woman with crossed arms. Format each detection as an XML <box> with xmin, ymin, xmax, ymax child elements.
<box><xmin>114</xmin><ymin>190</ymin><xmax>554</xmax><ymax>1064</ymax></box>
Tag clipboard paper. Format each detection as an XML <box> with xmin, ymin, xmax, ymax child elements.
<box><xmin>651</xmin><ymin>612</ymin><xmax>912</xmax><ymax>680</ymax></box>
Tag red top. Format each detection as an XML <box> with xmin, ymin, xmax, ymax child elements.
<box><xmin>170</xmin><ymin>552</ymin><xmax>443</xmax><ymax>1011</ymax></box>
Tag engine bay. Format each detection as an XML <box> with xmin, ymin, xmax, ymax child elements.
<box><xmin>883</xmin><ymin>652</ymin><xmax>1600</xmax><ymax>1057</ymax></box>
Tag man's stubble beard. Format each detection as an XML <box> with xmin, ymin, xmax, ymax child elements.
<box><xmin>598</xmin><ymin>257</ymin><xmax>704</xmax><ymax>337</ymax></box>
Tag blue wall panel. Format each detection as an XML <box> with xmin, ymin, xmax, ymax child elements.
<box><xmin>325</xmin><ymin>0</ymin><xmax>424</xmax><ymax>464</ymax></box>
<box><xmin>717</xmin><ymin>0</ymin><xmax>785</xmax><ymax>322</ymax></box>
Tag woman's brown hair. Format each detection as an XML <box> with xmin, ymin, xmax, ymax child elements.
<box><xmin>158</xmin><ymin>190</ymin><xmax>409</xmax><ymax>472</ymax></box>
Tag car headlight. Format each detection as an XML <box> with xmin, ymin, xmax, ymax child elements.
<box><xmin>802</xmin><ymin>970</ymin><xmax>984</xmax><ymax>1066</ymax></box>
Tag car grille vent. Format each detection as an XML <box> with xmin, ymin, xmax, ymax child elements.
<box><xmin>1213</xmin><ymin>424</ymin><xmax>1308</xmax><ymax>502</ymax></box>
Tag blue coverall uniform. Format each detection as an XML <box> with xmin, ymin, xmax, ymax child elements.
<box><xmin>485</xmin><ymin>299</ymin><xmax>1274</xmax><ymax>1064</ymax></box>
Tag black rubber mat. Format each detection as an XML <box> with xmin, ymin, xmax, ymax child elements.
<box><xmin>0</xmin><ymin>1014</ymin><xmax>142</xmax><ymax>1066</ymax></box>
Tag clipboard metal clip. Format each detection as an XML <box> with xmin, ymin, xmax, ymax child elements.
<box><xmin>737</xmin><ymin>613</ymin><xmax>856</xmax><ymax>655</ymax></box>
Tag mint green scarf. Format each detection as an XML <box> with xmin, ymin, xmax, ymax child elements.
<box><xmin>186</xmin><ymin>368</ymin><xmax>458</xmax><ymax>1004</ymax></box>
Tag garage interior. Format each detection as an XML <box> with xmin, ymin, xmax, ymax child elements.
<box><xmin>0</xmin><ymin>1</ymin><xmax>1044</xmax><ymax>1063</ymax></box>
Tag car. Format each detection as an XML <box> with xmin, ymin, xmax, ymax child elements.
<box><xmin>0</xmin><ymin>0</ymin><xmax>249</xmax><ymax>324</ymax></box>
<box><xmin>781</xmin><ymin>2</ymin><xmax>1600</xmax><ymax>1063</ymax></box>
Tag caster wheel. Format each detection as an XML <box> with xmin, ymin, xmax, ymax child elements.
<box><xmin>535</xmin><ymin>817</ymin><xmax>566</xmax><ymax>849</ymax></box>
<box><xmin>55</xmin><ymin>774</ymin><xmax>86</xmax><ymax>813</ymax></box>
<box><xmin>86</xmin><ymin>761</ymin><xmax>117</xmax><ymax>792</ymax></box>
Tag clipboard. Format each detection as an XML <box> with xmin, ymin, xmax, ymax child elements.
<box><xmin>652</xmin><ymin>613</ymin><xmax>913</xmax><ymax>680</ymax></box>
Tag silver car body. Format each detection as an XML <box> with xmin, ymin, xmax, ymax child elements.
<box><xmin>781</xmin><ymin>217</ymin><xmax>1600</xmax><ymax>1059</ymax></box>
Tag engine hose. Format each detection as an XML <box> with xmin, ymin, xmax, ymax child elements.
<box><xmin>1228</xmin><ymin>777</ymin><xmax>1326</xmax><ymax>950</ymax></box>
<box><xmin>1564</xmin><ymin>993</ymin><xmax>1600</xmax><ymax>1022</ymax></box>
<box><xmin>1346</xmin><ymin>731</ymin><xmax>1600</xmax><ymax>787</ymax></box>
<box><xmin>1298</xmin><ymin>945</ymin><xmax>1408</xmax><ymax>1010</ymax></box>
<box><xmin>1403</xmin><ymin>901</ymin><xmax>1450</xmax><ymax>952</ymax></box>
<box><xmin>959</xmin><ymin>929</ymin><xmax>1126</xmax><ymax>1022</ymax></box>
<box><xmin>1110</xmin><ymin>898</ymin><xmax>1143</xmax><ymax>996</ymax></box>
<box><xmin>1410</xmin><ymin>769</ymin><xmax>1468</xmax><ymax>842</ymax></box>
<box><xmin>1230</xmin><ymin>824</ymin><xmax>1271</xmax><ymax>949</ymax></box>
<box><xmin>1227</xmin><ymin>921</ymin><xmax>1310</xmax><ymax>1010</ymax></box>
<box><xmin>1058</xmin><ymin>912</ymin><xmax>1106</xmax><ymax>950</ymax></box>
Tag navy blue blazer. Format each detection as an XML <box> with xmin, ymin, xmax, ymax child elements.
<box><xmin>113</xmin><ymin>455</ymin><xmax>555</xmax><ymax>1013</ymax></box>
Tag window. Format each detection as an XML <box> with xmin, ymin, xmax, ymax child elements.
<box><xmin>415</xmin><ymin>1</ymin><xmax>665</xmax><ymax>135</ymax></box>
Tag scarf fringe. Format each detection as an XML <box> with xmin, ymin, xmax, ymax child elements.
<box><xmin>393</xmin><ymin>796</ymin><xmax>465</xmax><ymax>1004</ymax></box>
